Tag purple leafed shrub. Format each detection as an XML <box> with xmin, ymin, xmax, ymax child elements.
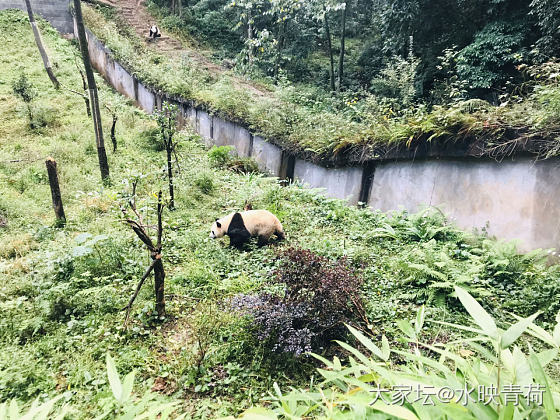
<box><xmin>231</xmin><ymin>248</ymin><xmax>364</xmax><ymax>356</ymax></box>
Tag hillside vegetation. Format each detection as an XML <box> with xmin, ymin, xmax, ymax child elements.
<box><xmin>2</xmin><ymin>8</ymin><xmax>560</xmax><ymax>419</ymax></box>
<box><xmin>81</xmin><ymin>2</ymin><xmax>560</xmax><ymax>164</ymax></box>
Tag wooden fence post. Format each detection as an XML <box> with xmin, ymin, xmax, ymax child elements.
<box><xmin>45</xmin><ymin>157</ymin><xmax>65</xmax><ymax>225</ymax></box>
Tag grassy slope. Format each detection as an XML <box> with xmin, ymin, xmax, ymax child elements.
<box><xmin>1</xmin><ymin>9</ymin><xmax>560</xmax><ymax>418</ymax></box>
<box><xmin>83</xmin><ymin>3</ymin><xmax>560</xmax><ymax>164</ymax></box>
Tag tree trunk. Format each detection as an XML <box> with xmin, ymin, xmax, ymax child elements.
<box><xmin>247</xmin><ymin>10</ymin><xmax>253</xmax><ymax>66</ymax></box>
<box><xmin>110</xmin><ymin>114</ymin><xmax>118</xmax><ymax>152</ymax></box>
<box><xmin>337</xmin><ymin>0</ymin><xmax>349</xmax><ymax>92</ymax></box>
<box><xmin>26</xmin><ymin>104</ymin><xmax>34</xmax><ymax>127</ymax></box>
<box><xmin>24</xmin><ymin>0</ymin><xmax>59</xmax><ymax>89</ymax></box>
<box><xmin>73</xmin><ymin>0</ymin><xmax>110</xmax><ymax>182</ymax></box>
<box><xmin>274</xmin><ymin>21</ymin><xmax>286</xmax><ymax>83</ymax></box>
<box><xmin>153</xmin><ymin>256</ymin><xmax>165</xmax><ymax>317</ymax></box>
<box><xmin>166</xmin><ymin>145</ymin><xmax>174</xmax><ymax>209</ymax></box>
<box><xmin>45</xmin><ymin>157</ymin><xmax>65</xmax><ymax>225</ymax></box>
<box><xmin>122</xmin><ymin>189</ymin><xmax>166</xmax><ymax>323</ymax></box>
<box><xmin>77</xmin><ymin>63</ymin><xmax>91</xmax><ymax>117</ymax></box>
<box><xmin>154</xmin><ymin>192</ymin><xmax>165</xmax><ymax>317</ymax></box>
<box><xmin>324</xmin><ymin>11</ymin><xmax>335</xmax><ymax>92</ymax></box>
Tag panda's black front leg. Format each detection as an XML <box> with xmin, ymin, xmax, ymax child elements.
<box><xmin>228</xmin><ymin>229</ymin><xmax>251</xmax><ymax>249</ymax></box>
<box><xmin>230</xmin><ymin>237</ymin><xmax>246</xmax><ymax>249</ymax></box>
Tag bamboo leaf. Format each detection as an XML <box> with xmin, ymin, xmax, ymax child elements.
<box><xmin>370</xmin><ymin>400</ymin><xmax>419</xmax><ymax>420</ymax></box>
<box><xmin>346</xmin><ymin>324</ymin><xmax>387</xmax><ymax>361</ymax></box>
<box><xmin>454</xmin><ymin>286</ymin><xmax>497</xmax><ymax>337</ymax></box>
<box><xmin>381</xmin><ymin>335</ymin><xmax>391</xmax><ymax>360</ymax></box>
<box><xmin>501</xmin><ymin>312</ymin><xmax>540</xmax><ymax>349</ymax></box>
<box><xmin>528</xmin><ymin>354</ymin><xmax>556</xmax><ymax>420</ymax></box>
<box><xmin>120</xmin><ymin>371</ymin><xmax>135</xmax><ymax>403</ymax></box>
<box><xmin>415</xmin><ymin>306</ymin><xmax>425</xmax><ymax>334</ymax></box>
<box><xmin>106</xmin><ymin>352</ymin><xmax>122</xmax><ymax>402</ymax></box>
<box><xmin>397</xmin><ymin>319</ymin><xmax>417</xmax><ymax>341</ymax></box>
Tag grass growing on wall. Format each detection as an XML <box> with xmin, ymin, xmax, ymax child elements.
<box><xmin>81</xmin><ymin>4</ymin><xmax>560</xmax><ymax>164</ymax></box>
<box><xmin>2</xmin><ymin>9</ymin><xmax>560</xmax><ymax>418</ymax></box>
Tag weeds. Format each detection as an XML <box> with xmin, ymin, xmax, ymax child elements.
<box><xmin>208</xmin><ymin>145</ymin><xmax>259</xmax><ymax>174</ymax></box>
<box><xmin>2</xmin><ymin>9</ymin><xmax>560</xmax><ymax>419</ymax></box>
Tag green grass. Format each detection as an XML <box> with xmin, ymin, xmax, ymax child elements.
<box><xmin>2</xmin><ymin>9</ymin><xmax>560</xmax><ymax>418</ymax></box>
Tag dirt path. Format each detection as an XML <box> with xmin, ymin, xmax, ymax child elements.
<box><xmin>97</xmin><ymin>0</ymin><xmax>268</xmax><ymax>97</ymax></box>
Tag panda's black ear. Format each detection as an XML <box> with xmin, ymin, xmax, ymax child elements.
<box><xmin>216</xmin><ymin>221</ymin><xmax>221</xmax><ymax>228</ymax></box>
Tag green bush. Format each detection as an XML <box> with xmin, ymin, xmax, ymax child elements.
<box><xmin>208</xmin><ymin>145</ymin><xmax>235</xmax><ymax>168</ymax></box>
<box><xmin>207</xmin><ymin>145</ymin><xmax>259</xmax><ymax>173</ymax></box>
<box><xmin>457</xmin><ymin>21</ymin><xmax>527</xmax><ymax>92</ymax></box>
<box><xmin>194</xmin><ymin>173</ymin><xmax>215</xmax><ymax>194</ymax></box>
<box><xmin>12</xmin><ymin>72</ymin><xmax>37</xmax><ymax>128</ymax></box>
<box><xmin>12</xmin><ymin>72</ymin><xmax>36</xmax><ymax>104</ymax></box>
<box><xmin>139</xmin><ymin>127</ymin><xmax>164</xmax><ymax>151</ymax></box>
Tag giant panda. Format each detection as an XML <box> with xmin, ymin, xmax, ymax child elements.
<box><xmin>149</xmin><ymin>24</ymin><xmax>161</xmax><ymax>40</ymax></box>
<box><xmin>210</xmin><ymin>209</ymin><xmax>285</xmax><ymax>248</ymax></box>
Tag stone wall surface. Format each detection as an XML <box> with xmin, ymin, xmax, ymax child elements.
<box><xmin>368</xmin><ymin>158</ymin><xmax>560</xmax><ymax>251</ymax></box>
<box><xmin>251</xmin><ymin>136</ymin><xmax>282</xmax><ymax>175</ymax></box>
<box><xmin>72</xmin><ymin>26</ymin><xmax>560</xmax><ymax>252</ymax></box>
<box><xmin>294</xmin><ymin>160</ymin><xmax>363</xmax><ymax>205</ymax></box>
<box><xmin>197</xmin><ymin>110</ymin><xmax>212</xmax><ymax>146</ymax></box>
<box><xmin>137</xmin><ymin>82</ymin><xmax>155</xmax><ymax>114</ymax></box>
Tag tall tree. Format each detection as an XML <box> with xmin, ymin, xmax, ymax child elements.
<box><xmin>171</xmin><ymin>0</ymin><xmax>182</xmax><ymax>16</ymax></box>
<box><xmin>530</xmin><ymin>0</ymin><xmax>560</xmax><ymax>56</ymax></box>
<box><xmin>337</xmin><ymin>0</ymin><xmax>349</xmax><ymax>91</ymax></box>
<box><xmin>73</xmin><ymin>0</ymin><xmax>110</xmax><ymax>181</ymax></box>
<box><xmin>24</xmin><ymin>0</ymin><xmax>60</xmax><ymax>89</ymax></box>
<box><xmin>305</xmin><ymin>0</ymin><xmax>342</xmax><ymax>90</ymax></box>
<box><xmin>266</xmin><ymin>0</ymin><xmax>303</xmax><ymax>82</ymax></box>
<box><xmin>324</xmin><ymin>10</ymin><xmax>335</xmax><ymax>91</ymax></box>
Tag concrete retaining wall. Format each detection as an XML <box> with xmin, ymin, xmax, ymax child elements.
<box><xmin>1</xmin><ymin>0</ymin><xmax>73</xmax><ymax>33</ymax></box>
<box><xmin>197</xmin><ymin>110</ymin><xmax>213</xmax><ymax>146</ymax></box>
<box><xmin>137</xmin><ymin>82</ymin><xmax>155</xmax><ymax>114</ymax></box>
<box><xmin>79</xmin><ymin>27</ymin><xmax>560</xmax><ymax>252</ymax></box>
<box><xmin>294</xmin><ymin>160</ymin><xmax>363</xmax><ymax>205</ymax></box>
<box><xmin>252</xmin><ymin>136</ymin><xmax>282</xmax><ymax>175</ymax></box>
<box><xmin>368</xmin><ymin>158</ymin><xmax>560</xmax><ymax>251</ymax></box>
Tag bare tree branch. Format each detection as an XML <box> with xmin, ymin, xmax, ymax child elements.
<box><xmin>122</xmin><ymin>258</ymin><xmax>158</xmax><ymax>326</ymax></box>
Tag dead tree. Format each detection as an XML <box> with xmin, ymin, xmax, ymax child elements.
<box><xmin>45</xmin><ymin>157</ymin><xmax>65</xmax><ymax>225</ymax></box>
<box><xmin>75</xmin><ymin>58</ymin><xmax>91</xmax><ymax>117</ymax></box>
<box><xmin>57</xmin><ymin>58</ymin><xmax>92</xmax><ymax>118</ymax></box>
<box><xmin>24</xmin><ymin>0</ymin><xmax>60</xmax><ymax>89</ymax></box>
<box><xmin>105</xmin><ymin>104</ymin><xmax>118</xmax><ymax>152</ymax></box>
<box><xmin>73</xmin><ymin>0</ymin><xmax>110</xmax><ymax>181</ymax></box>
<box><xmin>121</xmin><ymin>186</ymin><xmax>166</xmax><ymax>324</ymax></box>
<box><xmin>155</xmin><ymin>103</ymin><xmax>179</xmax><ymax>210</ymax></box>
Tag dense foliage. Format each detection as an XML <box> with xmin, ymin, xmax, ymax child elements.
<box><xmin>249</xmin><ymin>289</ymin><xmax>560</xmax><ymax>419</ymax></box>
<box><xmin>2</xmin><ymin>8</ymin><xmax>560</xmax><ymax>419</ymax></box>
<box><xmin>149</xmin><ymin>0</ymin><xmax>559</xmax><ymax>98</ymax></box>
<box><xmin>84</xmin><ymin>3</ymin><xmax>560</xmax><ymax>163</ymax></box>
